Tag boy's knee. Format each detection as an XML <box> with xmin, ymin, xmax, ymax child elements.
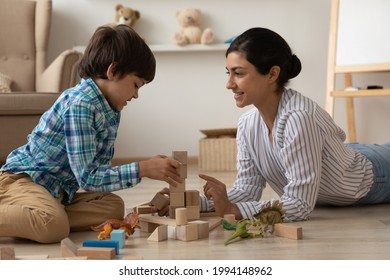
<box><xmin>103</xmin><ymin>193</ymin><xmax>125</xmax><ymax>219</ymax></box>
<box><xmin>31</xmin><ymin>209</ymin><xmax>70</xmax><ymax>244</ymax></box>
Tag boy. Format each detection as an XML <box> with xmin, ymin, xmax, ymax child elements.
<box><xmin>0</xmin><ymin>25</ymin><xmax>182</xmax><ymax>243</ymax></box>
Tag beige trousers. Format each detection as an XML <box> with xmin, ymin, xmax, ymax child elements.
<box><xmin>0</xmin><ymin>171</ymin><xmax>124</xmax><ymax>243</ymax></box>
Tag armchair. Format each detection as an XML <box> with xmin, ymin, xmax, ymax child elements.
<box><xmin>0</xmin><ymin>0</ymin><xmax>82</xmax><ymax>163</ymax></box>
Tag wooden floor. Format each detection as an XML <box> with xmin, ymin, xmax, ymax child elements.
<box><xmin>1</xmin><ymin>163</ymin><xmax>390</xmax><ymax>260</ymax></box>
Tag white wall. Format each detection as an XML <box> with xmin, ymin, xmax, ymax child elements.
<box><xmin>48</xmin><ymin>0</ymin><xmax>390</xmax><ymax>158</ymax></box>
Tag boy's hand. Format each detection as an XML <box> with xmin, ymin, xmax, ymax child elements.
<box><xmin>139</xmin><ymin>155</ymin><xmax>183</xmax><ymax>187</ymax></box>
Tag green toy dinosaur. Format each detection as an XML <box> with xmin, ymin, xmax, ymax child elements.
<box><xmin>223</xmin><ymin>200</ymin><xmax>285</xmax><ymax>245</ymax></box>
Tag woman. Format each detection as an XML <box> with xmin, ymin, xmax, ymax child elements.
<box><xmin>199</xmin><ymin>27</ymin><xmax>390</xmax><ymax>222</ymax></box>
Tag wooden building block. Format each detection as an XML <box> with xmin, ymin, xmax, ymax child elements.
<box><xmin>186</xmin><ymin>205</ymin><xmax>200</xmax><ymax>220</ymax></box>
<box><xmin>167</xmin><ymin>226</ymin><xmax>177</xmax><ymax>240</ymax></box>
<box><xmin>0</xmin><ymin>247</ymin><xmax>15</xmax><ymax>260</ymax></box>
<box><xmin>176</xmin><ymin>223</ymin><xmax>198</xmax><ymax>241</ymax></box>
<box><xmin>169</xmin><ymin>181</ymin><xmax>185</xmax><ymax>193</ymax></box>
<box><xmin>150</xmin><ymin>192</ymin><xmax>170</xmax><ymax>210</ymax></box>
<box><xmin>274</xmin><ymin>223</ymin><xmax>303</xmax><ymax>240</ymax></box>
<box><xmin>185</xmin><ymin>190</ymin><xmax>200</xmax><ymax>206</ymax></box>
<box><xmin>137</xmin><ymin>205</ymin><xmax>156</xmax><ymax>214</ymax></box>
<box><xmin>223</xmin><ymin>214</ymin><xmax>236</xmax><ymax>225</ymax></box>
<box><xmin>189</xmin><ymin>220</ymin><xmax>209</xmax><ymax>239</ymax></box>
<box><xmin>110</xmin><ymin>229</ymin><xmax>126</xmax><ymax>248</ymax></box>
<box><xmin>60</xmin><ymin>237</ymin><xmax>78</xmax><ymax>257</ymax></box>
<box><xmin>175</xmin><ymin>208</ymin><xmax>188</xmax><ymax>225</ymax></box>
<box><xmin>82</xmin><ymin>240</ymin><xmax>119</xmax><ymax>254</ymax></box>
<box><xmin>170</xmin><ymin>192</ymin><xmax>185</xmax><ymax>207</ymax></box>
<box><xmin>138</xmin><ymin>214</ymin><xmax>177</xmax><ymax>227</ymax></box>
<box><xmin>77</xmin><ymin>247</ymin><xmax>115</xmax><ymax>260</ymax></box>
<box><xmin>147</xmin><ymin>225</ymin><xmax>168</xmax><ymax>242</ymax></box>
<box><xmin>179</xmin><ymin>164</ymin><xmax>187</xmax><ymax>179</ymax></box>
<box><xmin>139</xmin><ymin>220</ymin><xmax>159</xmax><ymax>233</ymax></box>
<box><xmin>204</xmin><ymin>217</ymin><xmax>222</xmax><ymax>231</ymax></box>
<box><xmin>169</xmin><ymin>205</ymin><xmax>179</xmax><ymax>219</ymax></box>
<box><xmin>172</xmin><ymin>151</ymin><xmax>188</xmax><ymax>164</ymax></box>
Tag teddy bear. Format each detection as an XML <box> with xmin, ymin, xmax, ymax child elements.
<box><xmin>113</xmin><ymin>4</ymin><xmax>140</xmax><ymax>27</ymax></box>
<box><xmin>173</xmin><ymin>8</ymin><xmax>214</xmax><ymax>45</ymax></box>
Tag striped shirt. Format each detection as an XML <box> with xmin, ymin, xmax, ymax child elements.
<box><xmin>0</xmin><ymin>78</ymin><xmax>140</xmax><ymax>203</ymax></box>
<box><xmin>200</xmin><ymin>88</ymin><xmax>374</xmax><ymax>221</ymax></box>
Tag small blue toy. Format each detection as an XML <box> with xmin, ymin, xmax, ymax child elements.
<box><xmin>110</xmin><ymin>229</ymin><xmax>126</xmax><ymax>249</ymax></box>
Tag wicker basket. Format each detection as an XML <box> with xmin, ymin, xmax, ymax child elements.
<box><xmin>198</xmin><ymin>128</ymin><xmax>237</xmax><ymax>171</ymax></box>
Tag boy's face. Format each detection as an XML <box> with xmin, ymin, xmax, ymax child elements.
<box><xmin>100</xmin><ymin>67</ymin><xmax>146</xmax><ymax>112</ymax></box>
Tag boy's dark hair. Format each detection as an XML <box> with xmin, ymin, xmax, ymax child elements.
<box><xmin>79</xmin><ymin>24</ymin><xmax>156</xmax><ymax>83</ymax></box>
<box><xmin>227</xmin><ymin>27</ymin><xmax>301</xmax><ymax>90</ymax></box>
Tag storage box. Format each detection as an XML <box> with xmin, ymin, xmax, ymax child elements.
<box><xmin>198</xmin><ymin>128</ymin><xmax>237</xmax><ymax>171</ymax></box>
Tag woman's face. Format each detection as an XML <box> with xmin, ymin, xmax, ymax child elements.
<box><xmin>225</xmin><ymin>51</ymin><xmax>277</xmax><ymax>109</ymax></box>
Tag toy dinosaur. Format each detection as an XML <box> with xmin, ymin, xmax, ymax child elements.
<box><xmin>91</xmin><ymin>212</ymin><xmax>140</xmax><ymax>240</ymax></box>
<box><xmin>223</xmin><ymin>200</ymin><xmax>285</xmax><ymax>245</ymax></box>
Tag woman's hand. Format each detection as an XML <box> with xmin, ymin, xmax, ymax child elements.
<box><xmin>139</xmin><ymin>155</ymin><xmax>183</xmax><ymax>187</ymax></box>
<box><xmin>199</xmin><ymin>174</ymin><xmax>241</xmax><ymax>218</ymax></box>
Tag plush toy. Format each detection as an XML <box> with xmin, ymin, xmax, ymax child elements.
<box><xmin>113</xmin><ymin>4</ymin><xmax>140</xmax><ymax>27</ymax></box>
<box><xmin>173</xmin><ymin>8</ymin><xmax>214</xmax><ymax>45</ymax></box>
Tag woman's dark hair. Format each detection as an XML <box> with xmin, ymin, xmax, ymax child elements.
<box><xmin>79</xmin><ymin>24</ymin><xmax>156</xmax><ymax>83</ymax></box>
<box><xmin>226</xmin><ymin>27</ymin><xmax>301</xmax><ymax>90</ymax></box>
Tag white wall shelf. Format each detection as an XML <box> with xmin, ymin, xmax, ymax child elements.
<box><xmin>150</xmin><ymin>43</ymin><xmax>229</xmax><ymax>53</ymax></box>
<box><xmin>73</xmin><ymin>43</ymin><xmax>229</xmax><ymax>54</ymax></box>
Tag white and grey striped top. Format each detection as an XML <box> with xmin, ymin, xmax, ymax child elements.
<box><xmin>200</xmin><ymin>88</ymin><xmax>374</xmax><ymax>221</ymax></box>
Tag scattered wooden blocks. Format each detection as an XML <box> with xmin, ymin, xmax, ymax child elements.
<box><xmin>0</xmin><ymin>247</ymin><xmax>15</xmax><ymax>260</ymax></box>
<box><xmin>136</xmin><ymin>150</ymin><xmax>221</xmax><ymax>243</ymax></box>
<box><xmin>77</xmin><ymin>247</ymin><xmax>115</xmax><ymax>260</ymax></box>
<box><xmin>274</xmin><ymin>223</ymin><xmax>303</xmax><ymax>240</ymax></box>
<box><xmin>60</xmin><ymin>237</ymin><xmax>78</xmax><ymax>257</ymax></box>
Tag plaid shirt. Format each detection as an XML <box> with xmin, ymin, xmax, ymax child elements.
<box><xmin>1</xmin><ymin>78</ymin><xmax>140</xmax><ymax>203</ymax></box>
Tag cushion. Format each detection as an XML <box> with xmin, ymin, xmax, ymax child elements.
<box><xmin>0</xmin><ymin>1</ymin><xmax>36</xmax><ymax>91</ymax></box>
<box><xmin>0</xmin><ymin>72</ymin><xmax>12</xmax><ymax>93</ymax></box>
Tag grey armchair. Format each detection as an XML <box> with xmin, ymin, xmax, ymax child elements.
<box><xmin>0</xmin><ymin>0</ymin><xmax>82</xmax><ymax>163</ymax></box>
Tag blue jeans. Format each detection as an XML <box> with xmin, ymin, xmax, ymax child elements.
<box><xmin>345</xmin><ymin>142</ymin><xmax>390</xmax><ymax>205</ymax></box>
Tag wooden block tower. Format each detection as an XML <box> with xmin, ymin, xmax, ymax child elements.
<box><xmin>169</xmin><ymin>151</ymin><xmax>200</xmax><ymax>220</ymax></box>
<box><xmin>137</xmin><ymin>150</ymin><xmax>218</xmax><ymax>242</ymax></box>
